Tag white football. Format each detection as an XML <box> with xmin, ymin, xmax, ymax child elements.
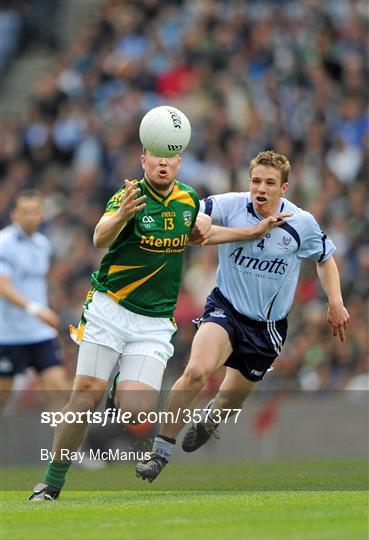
<box><xmin>139</xmin><ymin>106</ymin><xmax>191</xmax><ymax>157</ymax></box>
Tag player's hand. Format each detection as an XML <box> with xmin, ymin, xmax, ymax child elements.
<box><xmin>253</xmin><ymin>211</ymin><xmax>293</xmax><ymax>238</ymax></box>
<box><xmin>189</xmin><ymin>213</ymin><xmax>212</xmax><ymax>245</ymax></box>
<box><xmin>327</xmin><ymin>302</ymin><xmax>350</xmax><ymax>342</ymax></box>
<box><xmin>37</xmin><ymin>308</ymin><xmax>60</xmax><ymax>330</ymax></box>
<box><xmin>117</xmin><ymin>179</ymin><xmax>146</xmax><ymax>222</ymax></box>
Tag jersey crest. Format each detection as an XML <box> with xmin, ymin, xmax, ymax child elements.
<box><xmin>277</xmin><ymin>235</ymin><xmax>293</xmax><ymax>252</ymax></box>
<box><xmin>183</xmin><ymin>210</ymin><xmax>192</xmax><ymax>227</ymax></box>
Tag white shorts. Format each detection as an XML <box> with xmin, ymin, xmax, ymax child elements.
<box><xmin>73</xmin><ymin>291</ymin><xmax>176</xmax><ymax>390</ymax></box>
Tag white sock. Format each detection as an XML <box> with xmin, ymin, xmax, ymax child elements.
<box><xmin>152</xmin><ymin>436</ymin><xmax>175</xmax><ymax>460</ymax></box>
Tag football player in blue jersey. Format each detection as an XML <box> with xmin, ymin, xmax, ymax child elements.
<box><xmin>136</xmin><ymin>150</ymin><xmax>350</xmax><ymax>482</ymax></box>
<box><xmin>0</xmin><ymin>190</ymin><xmax>68</xmax><ymax>408</ymax></box>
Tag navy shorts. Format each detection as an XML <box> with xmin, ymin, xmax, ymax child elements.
<box><xmin>0</xmin><ymin>339</ymin><xmax>63</xmax><ymax>378</ymax></box>
<box><xmin>200</xmin><ymin>288</ymin><xmax>288</xmax><ymax>382</ymax></box>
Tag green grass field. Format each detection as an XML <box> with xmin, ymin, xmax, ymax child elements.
<box><xmin>2</xmin><ymin>460</ymin><xmax>368</xmax><ymax>540</ymax></box>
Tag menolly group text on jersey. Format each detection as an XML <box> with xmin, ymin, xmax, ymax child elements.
<box><xmin>201</xmin><ymin>192</ymin><xmax>335</xmax><ymax>321</ymax></box>
<box><xmin>91</xmin><ymin>178</ymin><xmax>199</xmax><ymax>318</ymax></box>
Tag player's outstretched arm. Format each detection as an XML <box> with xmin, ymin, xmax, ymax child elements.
<box><xmin>188</xmin><ymin>213</ymin><xmax>212</xmax><ymax>245</ymax></box>
<box><xmin>199</xmin><ymin>211</ymin><xmax>293</xmax><ymax>246</ymax></box>
<box><xmin>0</xmin><ymin>275</ymin><xmax>60</xmax><ymax>329</ymax></box>
<box><xmin>93</xmin><ymin>180</ymin><xmax>146</xmax><ymax>249</ymax></box>
<box><xmin>316</xmin><ymin>256</ymin><xmax>350</xmax><ymax>342</ymax></box>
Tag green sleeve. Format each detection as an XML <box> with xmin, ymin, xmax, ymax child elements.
<box><xmin>191</xmin><ymin>189</ymin><xmax>200</xmax><ymax>228</ymax></box>
<box><xmin>103</xmin><ymin>186</ymin><xmax>125</xmax><ymax>215</ymax></box>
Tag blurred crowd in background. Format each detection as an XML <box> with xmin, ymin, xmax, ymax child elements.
<box><xmin>0</xmin><ymin>0</ymin><xmax>60</xmax><ymax>74</ymax></box>
<box><xmin>1</xmin><ymin>0</ymin><xmax>368</xmax><ymax>393</ymax></box>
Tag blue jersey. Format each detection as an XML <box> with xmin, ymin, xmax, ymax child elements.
<box><xmin>201</xmin><ymin>193</ymin><xmax>335</xmax><ymax>321</ymax></box>
<box><xmin>0</xmin><ymin>224</ymin><xmax>57</xmax><ymax>344</ymax></box>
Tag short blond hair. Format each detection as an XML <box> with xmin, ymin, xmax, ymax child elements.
<box><xmin>249</xmin><ymin>150</ymin><xmax>291</xmax><ymax>184</ymax></box>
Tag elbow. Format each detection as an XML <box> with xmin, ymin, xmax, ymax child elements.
<box><xmin>94</xmin><ymin>240</ymin><xmax>107</xmax><ymax>250</ymax></box>
<box><xmin>93</xmin><ymin>231</ymin><xmax>100</xmax><ymax>248</ymax></box>
<box><xmin>93</xmin><ymin>231</ymin><xmax>107</xmax><ymax>249</ymax></box>
<box><xmin>93</xmin><ymin>221</ymin><xmax>108</xmax><ymax>249</ymax></box>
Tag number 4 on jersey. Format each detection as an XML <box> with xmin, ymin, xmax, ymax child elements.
<box><xmin>257</xmin><ymin>238</ymin><xmax>265</xmax><ymax>250</ymax></box>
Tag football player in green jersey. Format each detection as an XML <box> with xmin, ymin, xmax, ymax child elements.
<box><xmin>30</xmin><ymin>148</ymin><xmax>208</xmax><ymax>500</ymax></box>
<box><xmin>29</xmin><ymin>143</ymin><xmax>284</xmax><ymax>500</ymax></box>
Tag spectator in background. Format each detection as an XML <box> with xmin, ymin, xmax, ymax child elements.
<box><xmin>0</xmin><ymin>190</ymin><xmax>68</xmax><ymax>409</ymax></box>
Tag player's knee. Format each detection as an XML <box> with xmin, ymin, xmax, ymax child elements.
<box><xmin>69</xmin><ymin>378</ymin><xmax>106</xmax><ymax>412</ymax></box>
<box><xmin>124</xmin><ymin>410</ymin><xmax>150</xmax><ymax>424</ymax></box>
<box><xmin>118</xmin><ymin>405</ymin><xmax>152</xmax><ymax>420</ymax></box>
<box><xmin>116</xmin><ymin>396</ymin><xmax>158</xmax><ymax>421</ymax></box>
<box><xmin>68</xmin><ymin>391</ymin><xmax>101</xmax><ymax>413</ymax></box>
<box><xmin>73</xmin><ymin>375</ymin><xmax>106</xmax><ymax>394</ymax></box>
<box><xmin>115</xmin><ymin>379</ymin><xmax>159</xmax><ymax>420</ymax></box>
<box><xmin>183</xmin><ymin>364</ymin><xmax>211</xmax><ymax>387</ymax></box>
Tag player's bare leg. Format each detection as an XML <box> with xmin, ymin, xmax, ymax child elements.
<box><xmin>136</xmin><ymin>323</ymin><xmax>232</xmax><ymax>482</ymax></box>
<box><xmin>51</xmin><ymin>375</ymin><xmax>107</xmax><ymax>460</ymax></box>
<box><xmin>107</xmin><ymin>350</ymin><xmax>165</xmax><ymax>413</ymax></box>
<box><xmin>39</xmin><ymin>365</ymin><xmax>70</xmax><ymax>412</ymax></box>
<box><xmin>215</xmin><ymin>366</ymin><xmax>256</xmax><ymax>409</ymax></box>
<box><xmin>161</xmin><ymin>323</ymin><xmax>232</xmax><ymax>439</ymax></box>
<box><xmin>106</xmin><ymin>353</ymin><xmax>168</xmax><ymax>427</ymax></box>
<box><xmin>115</xmin><ymin>379</ymin><xmax>159</xmax><ymax>421</ymax></box>
<box><xmin>182</xmin><ymin>367</ymin><xmax>256</xmax><ymax>452</ymax></box>
<box><xmin>29</xmin><ymin>374</ymin><xmax>107</xmax><ymax>500</ymax></box>
<box><xmin>30</xmin><ymin>337</ymin><xmax>121</xmax><ymax>498</ymax></box>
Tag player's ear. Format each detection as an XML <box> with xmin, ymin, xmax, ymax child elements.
<box><xmin>140</xmin><ymin>153</ymin><xmax>146</xmax><ymax>169</ymax></box>
<box><xmin>281</xmin><ymin>182</ymin><xmax>288</xmax><ymax>195</ymax></box>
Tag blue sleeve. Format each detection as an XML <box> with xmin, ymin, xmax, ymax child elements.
<box><xmin>200</xmin><ymin>193</ymin><xmax>245</xmax><ymax>226</ymax></box>
<box><xmin>200</xmin><ymin>197</ymin><xmax>223</xmax><ymax>225</ymax></box>
<box><xmin>297</xmin><ymin>212</ymin><xmax>336</xmax><ymax>262</ymax></box>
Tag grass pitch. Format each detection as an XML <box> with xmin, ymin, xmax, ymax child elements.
<box><xmin>2</xmin><ymin>459</ymin><xmax>368</xmax><ymax>540</ymax></box>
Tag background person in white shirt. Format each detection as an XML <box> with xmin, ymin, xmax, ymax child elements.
<box><xmin>0</xmin><ymin>190</ymin><xmax>68</xmax><ymax>408</ymax></box>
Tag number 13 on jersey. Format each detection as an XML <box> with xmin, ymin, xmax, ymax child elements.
<box><xmin>164</xmin><ymin>217</ymin><xmax>174</xmax><ymax>230</ymax></box>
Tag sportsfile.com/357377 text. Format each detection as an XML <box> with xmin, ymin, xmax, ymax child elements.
<box><xmin>40</xmin><ymin>408</ymin><xmax>242</xmax><ymax>428</ymax></box>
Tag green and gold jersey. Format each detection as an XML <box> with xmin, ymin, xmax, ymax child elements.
<box><xmin>91</xmin><ymin>177</ymin><xmax>199</xmax><ymax>318</ymax></box>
